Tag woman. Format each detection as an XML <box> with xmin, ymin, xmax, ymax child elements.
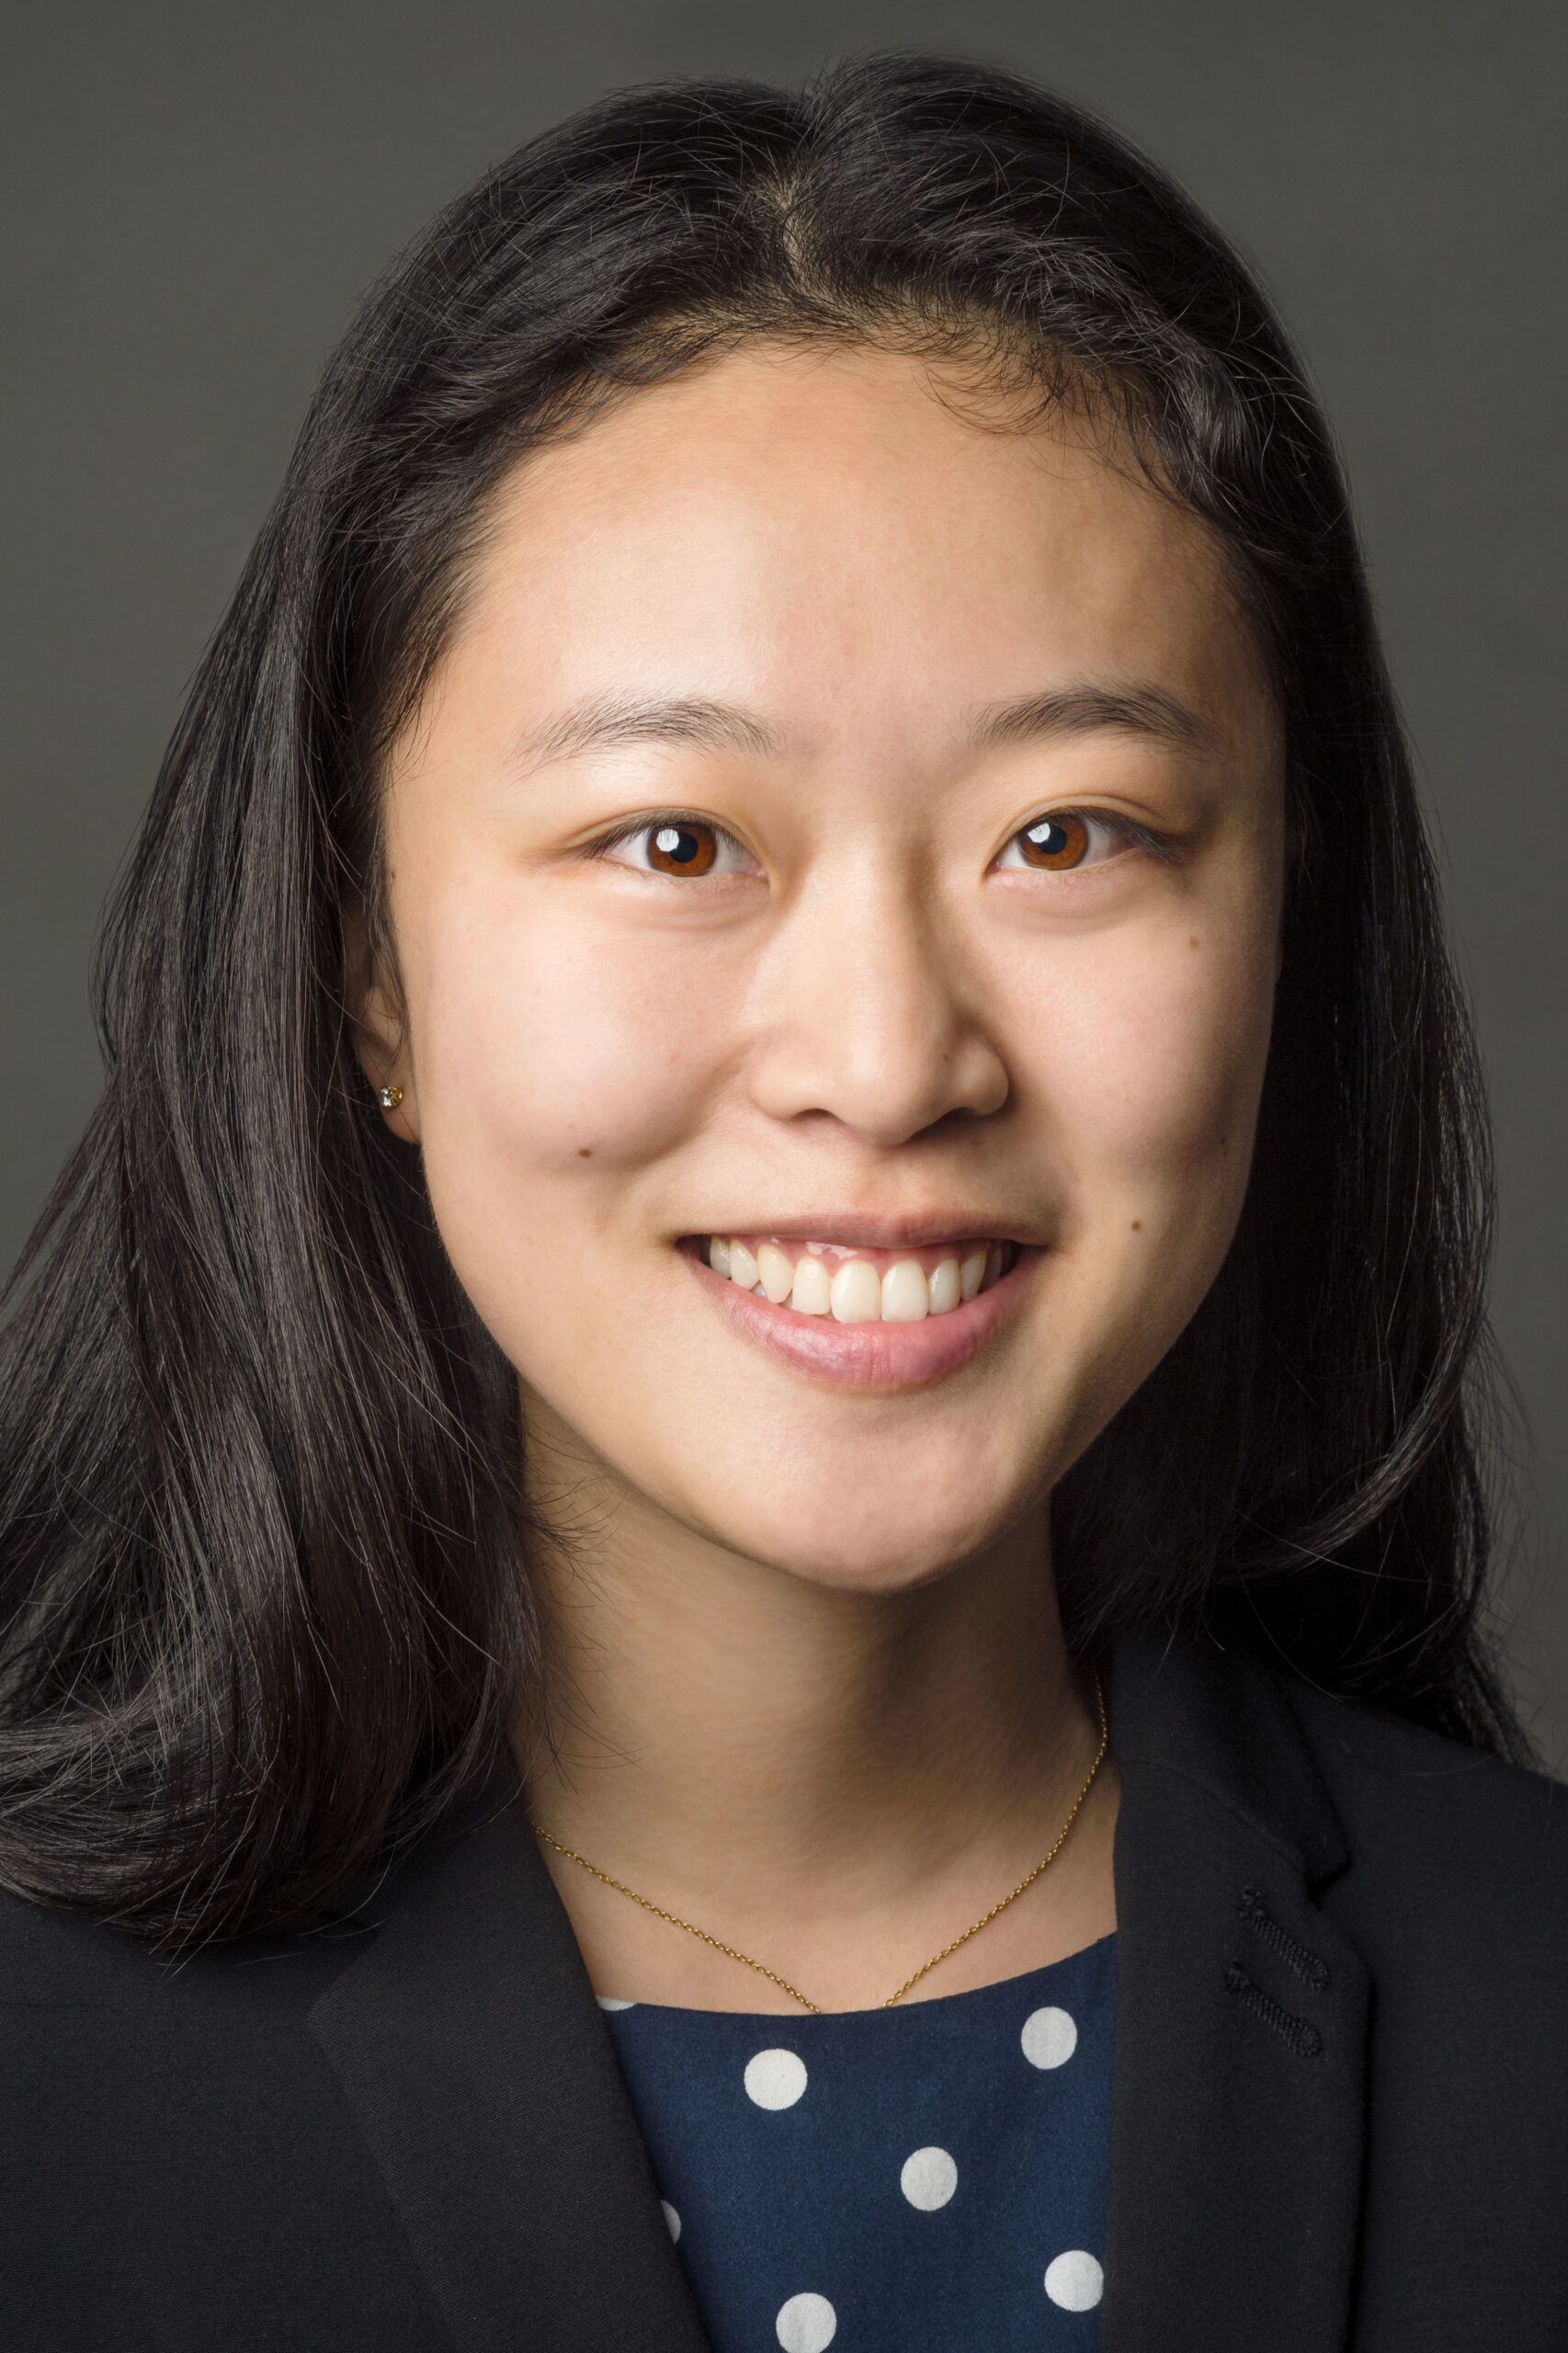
<box><xmin>0</xmin><ymin>51</ymin><xmax>1562</xmax><ymax>2353</ymax></box>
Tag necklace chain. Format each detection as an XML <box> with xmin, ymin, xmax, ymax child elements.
<box><xmin>530</xmin><ymin>1669</ymin><xmax>1108</xmax><ymax>2015</ymax></box>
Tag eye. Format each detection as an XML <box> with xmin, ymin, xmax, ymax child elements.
<box><xmin>601</xmin><ymin>817</ymin><xmax>752</xmax><ymax>879</ymax></box>
<box><xmin>995</xmin><ymin>811</ymin><xmax>1131</xmax><ymax>873</ymax></box>
<box><xmin>645</xmin><ymin>821</ymin><xmax>717</xmax><ymax>876</ymax></box>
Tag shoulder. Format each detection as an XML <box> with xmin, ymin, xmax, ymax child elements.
<box><xmin>0</xmin><ymin>1888</ymin><xmax>447</xmax><ymax>2350</ymax></box>
<box><xmin>1115</xmin><ymin>1623</ymin><xmax>1568</xmax><ymax>1910</ymax></box>
<box><xmin>1117</xmin><ymin>1623</ymin><xmax>1568</xmax><ymax>2018</ymax></box>
<box><xmin>1286</xmin><ymin>1677</ymin><xmax>1568</xmax><ymax>1938</ymax></box>
<box><xmin>1266</xmin><ymin>1684</ymin><xmax>1568</xmax><ymax>2337</ymax></box>
<box><xmin>1285</xmin><ymin>1679</ymin><xmax>1568</xmax><ymax>2129</ymax></box>
<box><xmin>0</xmin><ymin>1881</ymin><xmax>167</xmax><ymax>2054</ymax></box>
<box><xmin>0</xmin><ymin>1881</ymin><xmax>369</xmax><ymax>2159</ymax></box>
<box><xmin>0</xmin><ymin>1877</ymin><xmax>366</xmax><ymax>2031</ymax></box>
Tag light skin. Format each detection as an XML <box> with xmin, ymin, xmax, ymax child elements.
<box><xmin>357</xmin><ymin>341</ymin><xmax>1285</xmax><ymax>2014</ymax></box>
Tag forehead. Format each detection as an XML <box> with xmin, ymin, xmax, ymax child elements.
<box><xmin>438</xmin><ymin>342</ymin><xmax>1271</xmax><ymax>762</ymax></box>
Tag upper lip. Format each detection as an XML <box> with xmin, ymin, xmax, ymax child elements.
<box><xmin>686</xmin><ymin>1216</ymin><xmax>1040</xmax><ymax>1249</ymax></box>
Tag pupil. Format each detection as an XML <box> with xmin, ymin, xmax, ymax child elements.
<box><xmin>655</xmin><ymin>825</ymin><xmax>699</xmax><ymax>863</ymax></box>
<box><xmin>1028</xmin><ymin>821</ymin><xmax>1064</xmax><ymax>852</ymax></box>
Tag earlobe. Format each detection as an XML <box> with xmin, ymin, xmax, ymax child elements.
<box><xmin>354</xmin><ymin>995</ymin><xmax>420</xmax><ymax>1142</ymax></box>
<box><xmin>358</xmin><ymin>1025</ymin><xmax>421</xmax><ymax>1142</ymax></box>
<box><xmin>346</xmin><ymin>913</ymin><xmax>421</xmax><ymax>1142</ymax></box>
<box><xmin>373</xmin><ymin>1079</ymin><xmax>420</xmax><ymax>1144</ymax></box>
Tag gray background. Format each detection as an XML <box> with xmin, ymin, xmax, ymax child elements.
<box><xmin>5</xmin><ymin>1</ymin><xmax>1563</xmax><ymax>1759</ymax></box>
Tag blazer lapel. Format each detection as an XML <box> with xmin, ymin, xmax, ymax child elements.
<box><xmin>1100</xmin><ymin>1631</ymin><xmax>1369</xmax><ymax>2353</ymax></box>
<box><xmin>310</xmin><ymin>1796</ymin><xmax>711</xmax><ymax>2353</ymax></box>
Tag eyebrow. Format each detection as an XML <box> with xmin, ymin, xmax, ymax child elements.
<box><xmin>517</xmin><ymin>693</ymin><xmax>784</xmax><ymax>770</ymax></box>
<box><xmin>515</xmin><ymin>678</ymin><xmax>1221</xmax><ymax>774</ymax></box>
<box><xmin>969</xmin><ymin>683</ymin><xmax>1222</xmax><ymax>757</ymax></box>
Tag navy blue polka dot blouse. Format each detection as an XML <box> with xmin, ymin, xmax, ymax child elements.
<box><xmin>601</xmin><ymin>1931</ymin><xmax>1115</xmax><ymax>2350</ymax></box>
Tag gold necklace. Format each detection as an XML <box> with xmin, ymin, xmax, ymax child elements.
<box><xmin>530</xmin><ymin>1669</ymin><xmax>1108</xmax><ymax>2015</ymax></box>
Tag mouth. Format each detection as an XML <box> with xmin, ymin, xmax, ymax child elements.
<box><xmin>685</xmin><ymin>1231</ymin><xmax>1037</xmax><ymax>1390</ymax></box>
<box><xmin>702</xmin><ymin>1233</ymin><xmax>1017</xmax><ymax>1321</ymax></box>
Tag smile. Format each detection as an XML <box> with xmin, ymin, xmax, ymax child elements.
<box><xmin>687</xmin><ymin>1231</ymin><xmax>1034</xmax><ymax>1390</ymax></box>
<box><xmin>705</xmin><ymin>1235</ymin><xmax>1016</xmax><ymax>1322</ymax></box>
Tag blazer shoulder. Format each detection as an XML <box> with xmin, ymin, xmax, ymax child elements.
<box><xmin>0</xmin><ymin>1883</ymin><xmax>161</xmax><ymax>2006</ymax></box>
<box><xmin>0</xmin><ymin>1892</ymin><xmax>454</xmax><ymax>2352</ymax></box>
<box><xmin>0</xmin><ymin>1881</ymin><xmax>369</xmax><ymax>2063</ymax></box>
<box><xmin>1283</xmin><ymin>1677</ymin><xmax>1568</xmax><ymax>1951</ymax></box>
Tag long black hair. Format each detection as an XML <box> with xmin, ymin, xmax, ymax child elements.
<box><xmin>0</xmin><ymin>53</ymin><xmax>1522</xmax><ymax>1940</ymax></box>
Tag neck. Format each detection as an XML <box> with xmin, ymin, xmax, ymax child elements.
<box><xmin>517</xmin><ymin>1402</ymin><xmax>1116</xmax><ymax>2011</ymax></box>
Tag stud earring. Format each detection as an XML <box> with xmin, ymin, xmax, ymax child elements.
<box><xmin>378</xmin><ymin>1086</ymin><xmax>404</xmax><ymax>1111</ymax></box>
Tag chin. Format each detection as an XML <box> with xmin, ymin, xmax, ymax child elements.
<box><xmin>695</xmin><ymin>1479</ymin><xmax>1041</xmax><ymax>1595</ymax></box>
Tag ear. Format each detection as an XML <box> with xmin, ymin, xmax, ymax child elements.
<box><xmin>344</xmin><ymin>899</ymin><xmax>420</xmax><ymax>1143</ymax></box>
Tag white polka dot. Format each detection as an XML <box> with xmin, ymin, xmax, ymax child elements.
<box><xmin>1021</xmin><ymin>2004</ymin><xmax>1078</xmax><ymax>2069</ymax></box>
<box><xmin>900</xmin><ymin>2144</ymin><xmax>958</xmax><ymax>2210</ymax></box>
<box><xmin>661</xmin><ymin>2200</ymin><xmax>681</xmax><ymax>2241</ymax></box>
<box><xmin>744</xmin><ymin>2047</ymin><xmax>808</xmax><ymax>2109</ymax></box>
<box><xmin>776</xmin><ymin>2290</ymin><xmax>836</xmax><ymax>2351</ymax></box>
<box><xmin>595</xmin><ymin>1995</ymin><xmax>636</xmax><ymax>2011</ymax></box>
<box><xmin>1045</xmin><ymin>2250</ymin><xmax>1104</xmax><ymax>2311</ymax></box>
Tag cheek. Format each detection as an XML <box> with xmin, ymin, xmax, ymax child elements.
<box><xmin>1024</xmin><ymin>922</ymin><xmax>1275</xmax><ymax>1221</ymax></box>
<box><xmin>1009</xmin><ymin>914</ymin><xmax>1277</xmax><ymax>1461</ymax></box>
<box><xmin>405</xmin><ymin>878</ymin><xmax>733</xmax><ymax>1186</ymax></box>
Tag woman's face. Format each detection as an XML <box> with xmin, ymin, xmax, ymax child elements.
<box><xmin>369</xmin><ymin>345</ymin><xmax>1284</xmax><ymax>1590</ymax></box>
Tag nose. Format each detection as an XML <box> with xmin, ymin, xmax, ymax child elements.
<box><xmin>744</xmin><ymin>867</ymin><xmax>1010</xmax><ymax>1146</ymax></box>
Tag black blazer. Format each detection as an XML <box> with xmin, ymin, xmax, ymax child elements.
<box><xmin>3</xmin><ymin>1631</ymin><xmax>1565</xmax><ymax>2352</ymax></box>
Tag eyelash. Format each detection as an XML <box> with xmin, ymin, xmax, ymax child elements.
<box><xmin>596</xmin><ymin>808</ymin><xmax>1169</xmax><ymax>878</ymax></box>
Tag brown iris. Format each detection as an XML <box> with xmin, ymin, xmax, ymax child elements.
<box><xmin>647</xmin><ymin>821</ymin><xmax>719</xmax><ymax>876</ymax></box>
<box><xmin>1017</xmin><ymin>813</ymin><xmax>1090</xmax><ymax>870</ymax></box>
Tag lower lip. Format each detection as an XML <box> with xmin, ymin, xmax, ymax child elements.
<box><xmin>687</xmin><ymin>1247</ymin><xmax>1040</xmax><ymax>1391</ymax></box>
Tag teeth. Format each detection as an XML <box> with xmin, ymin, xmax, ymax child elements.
<box><xmin>923</xmin><ymin>1261</ymin><xmax>960</xmax><ymax>1317</ymax></box>
<box><xmin>928</xmin><ymin>1257</ymin><xmax>961</xmax><ymax>1315</ymax></box>
<box><xmin>881</xmin><ymin>1260</ymin><xmax>929</xmax><ymax>1321</ymax></box>
<box><xmin>790</xmin><ymin>1255</ymin><xmax>832</xmax><ymax>1315</ymax></box>
<box><xmin>756</xmin><ymin>1242</ymin><xmax>795</xmax><ymax>1304</ymax></box>
<box><xmin>709</xmin><ymin>1239</ymin><xmax>1012</xmax><ymax>1320</ymax></box>
<box><xmin>830</xmin><ymin>1259</ymin><xmax>882</xmax><ymax>1324</ymax></box>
